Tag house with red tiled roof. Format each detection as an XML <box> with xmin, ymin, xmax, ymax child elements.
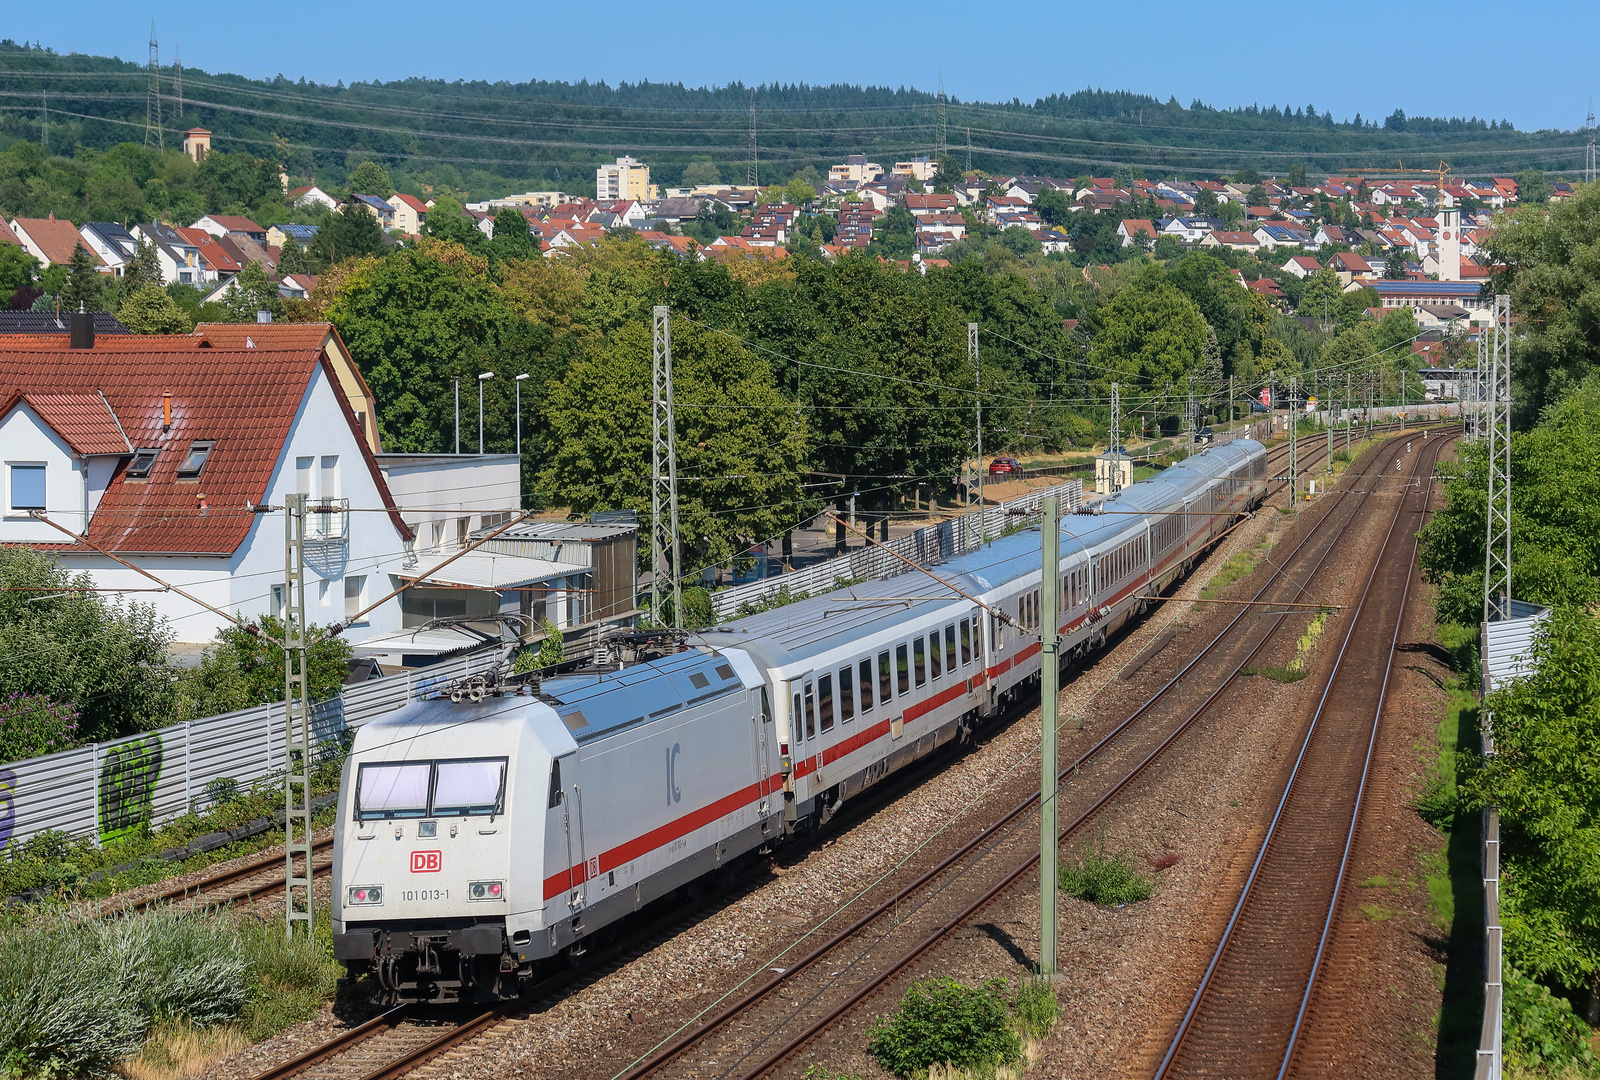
<box><xmin>1327</xmin><ymin>251</ymin><xmax>1373</xmax><ymax>286</ymax></box>
<box><xmin>10</xmin><ymin>215</ymin><xmax>106</xmax><ymax>270</ymax></box>
<box><xmin>0</xmin><ymin>319</ymin><xmax>412</xmax><ymax>644</ymax></box>
<box><xmin>1280</xmin><ymin>255</ymin><xmax>1323</xmax><ymax>280</ymax></box>
<box><xmin>1117</xmin><ymin>219</ymin><xmax>1157</xmax><ymax>247</ymax></box>
<box><xmin>387</xmin><ymin>193</ymin><xmax>430</xmax><ymax>236</ymax></box>
<box><xmin>193</xmin><ymin>214</ymin><xmax>267</xmax><ymax>245</ymax></box>
<box><xmin>1200</xmin><ymin>231</ymin><xmax>1261</xmax><ymax>253</ymax></box>
<box><xmin>288</xmin><ymin>185</ymin><xmax>341</xmax><ymax>212</ymax></box>
<box><xmin>174</xmin><ymin>227</ymin><xmax>243</xmax><ymax>281</ymax></box>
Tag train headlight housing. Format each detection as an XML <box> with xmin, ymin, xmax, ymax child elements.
<box><xmin>347</xmin><ymin>885</ymin><xmax>384</xmax><ymax>906</ymax></box>
<box><xmin>468</xmin><ymin>880</ymin><xmax>504</xmax><ymax>901</ymax></box>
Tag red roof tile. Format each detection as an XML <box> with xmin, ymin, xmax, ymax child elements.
<box><xmin>12</xmin><ymin>217</ymin><xmax>103</xmax><ymax>267</ymax></box>
<box><xmin>201</xmin><ymin>214</ymin><xmax>264</xmax><ymax>234</ymax></box>
<box><xmin>4</xmin><ymin>391</ymin><xmax>132</xmax><ymax>455</ymax></box>
<box><xmin>0</xmin><ymin>342</ymin><xmax>406</xmax><ymax>554</ymax></box>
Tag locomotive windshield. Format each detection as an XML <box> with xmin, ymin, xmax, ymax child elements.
<box><xmin>355</xmin><ymin>757</ymin><xmax>508</xmax><ymax>820</ymax></box>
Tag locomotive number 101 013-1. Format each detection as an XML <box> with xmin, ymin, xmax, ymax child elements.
<box><xmin>401</xmin><ymin>889</ymin><xmax>449</xmax><ymax>902</ymax></box>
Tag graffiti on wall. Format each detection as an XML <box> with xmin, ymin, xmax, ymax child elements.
<box><xmin>98</xmin><ymin>736</ymin><xmax>163</xmax><ymax>843</ymax></box>
<box><xmin>0</xmin><ymin>769</ymin><xmax>15</xmax><ymax>855</ymax></box>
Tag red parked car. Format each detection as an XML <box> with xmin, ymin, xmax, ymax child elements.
<box><xmin>988</xmin><ymin>457</ymin><xmax>1021</xmax><ymax>475</ymax></box>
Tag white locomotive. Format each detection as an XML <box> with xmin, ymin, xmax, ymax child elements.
<box><xmin>332</xmin><ymin>440</ymin><xmax>1268</xmax><ymax>1002</ymax></box>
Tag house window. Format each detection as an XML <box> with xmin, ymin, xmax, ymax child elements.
<box><xmin>296</xmin><ymin>456</ymin><xmax>313</xmax><ymax>495</ymax></box>
<box><xmin>176</xmin><ymin>440</ymin><xmax>215</xmax><ymax>478</ymax></box>
<box><xmin>345</xmin><ymin>575</ymin><xmax>366</xmax><ymax>621</ymax></box>
<box><xmin>319</xmin><ymin>455</ymin><xmax>339</xmax><ymax>500</ymax></box>
<box><xmin>126</xmin><ymin>449</ymin><xmax>159</xmax><ymax>480</ymax></box>
<box><xmin>270</xmin><ymin>584</ymin><xmax>285</xmax><ymax>619</ymax></box>
<box><xmin>9</xmin><ymin>464</ymin><xmax>45</xmax><ymax>511</ymax></box>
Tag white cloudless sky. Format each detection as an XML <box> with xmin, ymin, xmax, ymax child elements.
<box><xmin>8</xmin><ymin>0</ymin><xmax>1595</xmax><ymax>132</ymax></box>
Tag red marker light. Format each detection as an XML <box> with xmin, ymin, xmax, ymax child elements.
<box><xmin>355</xmin><ymin>889</ymin><xmax>367</xmax><ymax>902</ymax></box>
<box><xmin>489</xmin><ymin>883</ymin><xmax>501</xmax><ymax>896</ymax></box>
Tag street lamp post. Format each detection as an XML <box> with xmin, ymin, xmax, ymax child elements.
<box><xmin>478</xmin><ymin>372</ymin><xmax>494</xmax><ymax>454</ymax></box>
<box><xmin>515</xmin><ymin>373</ymin><xmax>530</xmax><ymax>457</ymax></box>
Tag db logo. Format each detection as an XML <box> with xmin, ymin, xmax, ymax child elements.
<box><xmin>410</xmin><ymin>851</ymin><xmax>441</xmax><ymax>873</ymax></box>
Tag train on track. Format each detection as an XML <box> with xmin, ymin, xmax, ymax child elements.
<box><xmin>332</xmin><ymin>439</ymin><xmax>1269</xmax><ymax>1003</ymax></box>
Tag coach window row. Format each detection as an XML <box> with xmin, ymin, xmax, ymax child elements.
<box><xmin>793</xmin><ymin>614</ymin><xmax>982</xmax><ymax>744</ymax></box>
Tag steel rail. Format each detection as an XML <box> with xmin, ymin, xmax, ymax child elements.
<box><xmin>1152</xmin><ymin>431</ymin><xmax>1449</xmax><ymax>1078</ymax></box>
<box><xmin>1274</xmin><ymin>434</ymin><xmax>1444</xmax><ymax>1077</ymax></box>
<box><xmin>247</xmin><ymin>1006</ymin><xmax>411</xmax><ymax>1080</ymax></box>
<box><xmin>619</xmin><ymin>429</ymin><xmax>1434</xmax><ymax>1080</ymax></box>
<box><xmin>132</xmin><ymin>837</ymin><xmax>335</xmax><ymax>912</ymax></box>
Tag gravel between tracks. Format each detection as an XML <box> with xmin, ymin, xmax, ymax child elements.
<box><xmin>199</xmin><ymin>435</ymin><xmax>1426</xmax><ymax>1080</ymax></box>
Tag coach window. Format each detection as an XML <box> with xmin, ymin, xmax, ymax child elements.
<box><xmin>960</xmin><ymin>619</ymin><xmax>972</xmax><ymax>665</ymax></box>
<box><xmin>879</xmin><ymin>650</ymin><xmax>893</xmax><ymax>703</ymax></box>
<box><xmin>838</xmin><ymin>666</ymin><xmax>854</xmax><ymax>722</ymax></box>
<box><xmin>927</xmin><ymin>632</ymin><xmax>941</xmax><ymax>679</ymax></box>
<box><xmin>914</xmin><ymin>637</ymin><xmax>927</xmax><ymax>688</ymax></box>
<box><xmin>860</xmin><ymin>658</ymin><xmax>874</xmax><ymax>712</ymax></box>
<box><xmin>792</xmin><ymin>691</ymin><xmax>802</xmax><ymax>741</ymax></box>
<box><xmin>896</xmin><ymin>643</ymin><xmax>910</xmax><ymax>696</ymax></box>
<box><xmin>818</xmin><ymin>674</ymin><xmax>834</xmax><ymax>733</ymax></box>
<box><xmin>945</xmin><ymin>625</ymin><xmax>957</xmax><ymax>673</ymax></box>
<box><xmin>803</xmin><ymin>681</ymin><xmax>816</xmax><ymax>740</ymax></box>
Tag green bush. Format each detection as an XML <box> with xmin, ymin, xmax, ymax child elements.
<box><xmin>1503</xmin><ymin>966</ymin><xmax>1600</xmax><ymax>1075</ymax></box>
<box><xmin>1060</xmin><ymin>840</ymin><xmax>1155</xmax><ymax>906</ymax></box>
<box><xmin>0</xmin><ymin>907</ymin><xmax>249</xmax><ymax>1075</ymax></box>
<box><xmin>1011</xmin><ymin>970</ymin><xmax>1060</xmax><ymax>1042</ymax></box>
<box><xmin>867</xmin><ymin>976</ymin><xmax>1023</xmax><ymax>1078</ymax></box>
<box><xmin>0</xmin><ymin>692</ymin><xmax>79</xmax><ymax>762</ymax></box>
<box><xmin>236</xmin><ymin>918</ymin><xmax>341</xmax><ymax>1040</ymax></box>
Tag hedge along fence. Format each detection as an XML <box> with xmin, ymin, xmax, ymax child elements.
<box><xmin>0</xmin><ymin>647</ymin><xmax>503</xmax><ymax>857</ymax></box>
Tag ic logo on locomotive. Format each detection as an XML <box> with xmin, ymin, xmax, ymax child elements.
<box><xmin>410</xmin><ymin>851</ymin><xmax>442</xmax><ymax>873</ymax></box>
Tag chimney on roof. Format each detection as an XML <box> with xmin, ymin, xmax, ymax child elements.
<box><xmin>69</xmin><ymin>310</ymin><xmax>95</xmax><ymax>349</ymax></box>
<box><xmin>162</xmin><ymin>391</ymin><xmax>172</xmax><ymax>434</ymax></box>
<box><xmin>256</xmin><ymin>310</ymin><xmax>272</xmax><ymax>324</ymax></box>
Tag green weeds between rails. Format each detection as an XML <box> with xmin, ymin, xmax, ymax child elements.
<box><xmin>1059</xmin><ymin>836</ymin><xmax>1155</xmax><ymax>906</ymax></box>
<box><xmin>864</xmin><ymin>969</ymin><xmax>1059</xmax><ymax>1080</ymax></box>
<box><xmin>0</xmin><ymin>905</ymin><xmax>339</xmax><ymax>1077</ymax></box>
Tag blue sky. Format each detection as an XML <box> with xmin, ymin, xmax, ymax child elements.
<box><xmin>8</xmin><ymin>0</ymin><xmax>1595</xmax><ymax>133</ymax></box>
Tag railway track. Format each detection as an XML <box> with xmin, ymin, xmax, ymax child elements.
<box><xmin>129</xmin><ymin>837</ymin><xmax>335</xmax><ymax>913</ymax></box>
<box><xmin>599</xmin><ymin>428</ymin><xmax>1449</xmax><ymax>1080</ymax></box>
<box><xmin>1153</xmin><ymin>432</ymin><xmax>1449</xmax><ymax>1078</ymax></box>
<box><xmin>242</xmin><ymin>422</ymin><xmax>1443</xmax><ymax>1080</ymax></box>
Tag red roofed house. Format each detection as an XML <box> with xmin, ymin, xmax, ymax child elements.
<box><xmin>10</xmin><ymin>215</ymin><xmax>106</xmax><ymax>269</ymax></box>
<box><xmin>289</xmin><ymin>185</ymin><xmax>341</xmax><ymax>212</ymax></box>
<box><xmin>1280</xmin><ymin>255</ymin><xmax>1323</xmax><ymax>280</ymax></box>
<box><xmin>1327</xmin><ymin>251</ymin><xmax>1373</xmax><ymax>286</ymax></box>
<box><xmin>1117</xmin><ymin>219</ymin><xmax>1157</xmax><ymax>247</ymax></box>
<box><xmin>1246</xmin><ymin>277</ymin><xmax>1285</xmax><ymax>301</ymax></box>
<box><xmin>193</xmin><ymin>214</ymin><xmax>268</xmax><ymax>245</ymax></box>
<box><xmin>0</xmin><ymin>318</ymin><xmax>422</xmax><ymax>646</ymax></box>
<box><xmin>387</xmin><ymin>193</ymin><xmax>430</xmax><ymax>236</ymax></box>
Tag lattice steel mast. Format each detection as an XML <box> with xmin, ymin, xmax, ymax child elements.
<box><xmin>651</xmin><ymin>306</ymin><xmax>682</xmax><ymax>628</ymax></box>
<box><xmin>1483</xmin><ymin>294</ymin><xmax>1513</xmax><ymax>624</ymax></box>
<box><xmin>283</xmin><ymin>494</ymin><xmax>313</xmax><ymax>936</ymax></box>
<box><xmin>144</xmin><ymin>22</ymin><xmax>163</xmax><ymax>149</ymax></box>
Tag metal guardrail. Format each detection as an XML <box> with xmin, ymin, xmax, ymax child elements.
<box><xmin>708</xmin><ymin>479</ymin><xmax>1084</xmax><ymax>619</ymax></box>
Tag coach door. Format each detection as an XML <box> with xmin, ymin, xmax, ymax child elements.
<box><xmin>754</xmin><ymin>688</ymin><xmax>774</xmax><ymax>822</ymax></box>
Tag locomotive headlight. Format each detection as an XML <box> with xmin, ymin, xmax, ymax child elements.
<box><xmin>347</xmin><ymin>885</ymin><xmax>384</xmax><ymax>906</ymax></box>
<box><xmin>468</xmin><ymin>880</ymin><xmax>504</xmax><ymax>901</ymax></box>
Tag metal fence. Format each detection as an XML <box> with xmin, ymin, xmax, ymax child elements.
<box><xmin>709</xmin><ymin>480</ymin><xmax>1085</xmax><ymax>620</ymax></box>
<box><xmin>0</xmin><ymin>647</ymin><xmax>503</xmax><ymax>856</ymax></box>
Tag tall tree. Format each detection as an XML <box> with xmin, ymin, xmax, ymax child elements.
<box><xmin>346</xmin><ymin>161</ymin><xmax>395</xmax><ymax>197</ymax></box>
<box><xmin>422</xmin><ymin>195</ymin><xmax>483</xmax><ymax>250</ymax></box>
<box><xmin>118</xmin><ymin>285</ymin><xmax>190</xmax><ymax>334</ymax></box>
<box><xmin>540</xmin><ymin>317</ymin><xmax>806</xmax><ymax>568</ymax></box>
<box><xmin>222</xmin><ymin>262</ymin><xmax>284</xmax><ymax>322</ymax></box>
<box><xmin>1482</xmin><ymin>181</ymin><xmax>1600</xmax><ymax>422</ymax></box>
<box><xmin>310</xmin><ymin>203</ymin><xmax>387</xmax><ymax>270</ymax></box>
<box><xmin>59</xmin><ymin>243</ymin><xmax>106</xmax><ymax>312</ymax></box>
<box><xmin>490</xmin><ymin>207</ymin><xmax>537</xmax><ymax>262</ymax></box>
<box><xmin>276</xmin><ymin>235</ymin><xmax>309</xmax><ymax>275</ymax></box>
<box><xmin>1086</xmin><ymin>265</ymin><xmax>1207</xmax><ymax>393</ymax></box>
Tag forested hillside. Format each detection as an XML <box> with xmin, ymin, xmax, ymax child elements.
<box><xmin>0</xmin><ymin>39</ymin><xmax>1587</xmax><ymax>202</ymax></box>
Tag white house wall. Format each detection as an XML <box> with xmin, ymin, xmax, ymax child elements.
<box><xmin>226</xmin><ymin>364</ymin><xmax>408</xmax><ymax>642</ymax></box>
<box><xmin>0</xmin><ymin>403</ymin><xmax>89</xmax><ymax>540</ymax></box>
